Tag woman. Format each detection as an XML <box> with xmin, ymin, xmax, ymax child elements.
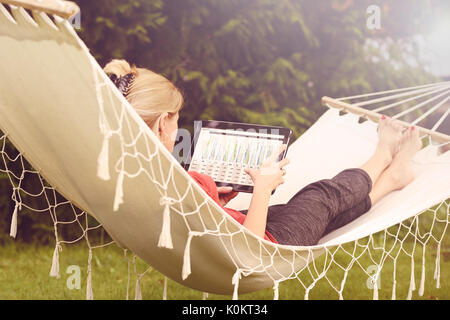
<box><xmin>104</xmin><ymin>59</ymin><xmax>423</xmax><ymax>246</ymax></box>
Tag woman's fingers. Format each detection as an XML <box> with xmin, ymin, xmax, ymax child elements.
<box><xmin>244</xmin><ymin>167</ymin><xmax>255</xmax><ymax>178</ymax></box>
<box><xmin>226</xmin><ymin>191</ymin><xmax>239</xmax><ymax>200</ymax></box>
<box><xmin>277</xmin><ymin>176</ymin><xmax>285</xmax><ymax>186</ymax></box>
<box><xmin>217</xmin><ymin>186</ymin><xmax>234</xmax><ymax>194</ymax></box>
<box><xmin>278</xmin><ymin>157</ymin><xmax>290</xmax><ymax>168</ymax></box>
<box><xmin>263</xmin><ymin>144</ymin><xmax>287</xmax><ymax>166</ymax></box>
<box><xmin>273</xmin><ymin>144</ymin><xmax>287</xmax><ymax>160</ymax></box>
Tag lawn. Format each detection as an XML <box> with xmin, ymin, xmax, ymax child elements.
<box><xmin>1</xmin><ymin>230</ymin><xmax>449</xmax><ymax>300</ymax></box>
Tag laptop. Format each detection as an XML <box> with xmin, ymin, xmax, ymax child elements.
<box><xmin>188</xmin><ymin>120</ymin><xmax>292</xmax><ymax>193</ymax></box>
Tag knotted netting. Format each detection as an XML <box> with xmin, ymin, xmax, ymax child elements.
<box><xmin>0</xmin><ymin>0</ymin><xmax>449</xmax><ymax>300</ymax></box>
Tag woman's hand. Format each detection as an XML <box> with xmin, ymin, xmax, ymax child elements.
<box><xmin>244</xmin><ymin>144</ymin><xmax>289</xmax><ymax>193</ymax></box>
<box><xmin>242</xmin><ymin>144</ymin><xmax>289</xmax><ymax>239</ymax></box>
<box><xmin>217</xmin><ymin>186</ymin><xmax>239</xmax><ymax>206</ymax></box>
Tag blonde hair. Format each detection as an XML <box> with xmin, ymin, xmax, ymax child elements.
<box><xmin>104</xmin><ymin>59</ymin><xmax>184</xmax><ymax>131</ymax></box>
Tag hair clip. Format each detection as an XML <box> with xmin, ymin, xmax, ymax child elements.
<box><xmin>108</xmin><ymin>73</ymin><xmax>135</xmax><ymax>97</ymax></box>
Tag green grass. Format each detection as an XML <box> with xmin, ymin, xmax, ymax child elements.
<box><xmin>1</xmin><ymin>233</ymin><xmax>450</xmax><ymax>300</ymax></box>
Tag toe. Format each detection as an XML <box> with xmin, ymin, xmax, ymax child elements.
<box><xmin>411</xmin><ymin>127</ymin><xmax>422</xmax><ymax>144</ymax></box>
<box><xmin>390</xmin><ymin>119</ymin><xmax>399</xmax><ymax>129</ymax></box>
<box><xmin>400</xmin><ymin>129</ymin><xmax>410</xmax><ymax>143</ymax></box>
<box><xmin>406</xmin><ymin>127</ymin><xmax>413</xmax><ymax>139</ymax></box>
<box><xmin>410</xmin><ymin>126</ymin><xmax>418</xmax><ymax>138</ymax></box>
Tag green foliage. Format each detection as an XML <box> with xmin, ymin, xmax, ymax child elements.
<box><xmin>74</xmin><ymin>0</ymin><xmax>439</xmax><ymax>138</ymax></box>
<box><xmin>0</xmin><ymin>0</ymin><xmax>444</xmax><ymax>243</ymax></box>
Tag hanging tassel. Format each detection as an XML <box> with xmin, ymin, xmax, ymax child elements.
<box><xmin>49</xmin><ymin>243</ymin><xmax>62</xmax><ymax>279</ymax></box>
<box><xmin>202</xmin><ymin>292</ymin><xmax>209</xmax><ymax>300</ymax></box>
<box><xmin>158</xmin><ymin>196</ymin><xmax>175</xmax><ymax>249</ymax></box>
<box><xmin>182</xmin><ymin>233</ymin><xmax>195</xmax><ymax>280</ymax></box>
<box><xmin>273</xmin><ymin>281</ymin><xmax>279</xmax><ymax>300</ymax></box>
<box><xmin>97</xmin><ymin>132</ymin><xmax>112</xmax><ymax>181</ymax></box>
<box><xmin>407</xmin><ymin>257</ymin><xmax>415</xmax><ymax>300</ymax></box>
<box><xmin>370</xmin><ymin>266</ymin><xmax>380</xmax><ymax>300</ymax></box>
<box><xmin>232</xmin><ymin>270</ymin><xmax>241</xmax><ymax>300</ymax></box>
<box><xmin>339</xmin><ymin>269</ymin><xmax>349</xmax><ymax>300</ymax></box>
<box><xmin>135</xmin><ymin>278</ymin><xmax>142</xmax><ymax>300</ymax></box>
<box><xmin>434</xmin><ymin>244</ymin><xmax>441</xmax><ymax>289</ymax></box>
<box><xmin>419</xmin><ymin>246</ymin><xmax>426</xmax><ymax>296</ymax></box>
<box><xmin>391</xmin><ymin>261</ymin><xmax>397</xmax><ymax>300</ymax></box>
<box><xmin>304</xmin><ymin>288</ymin><xmax>310</xmax><ymax>300</ymax></box>
<box><xmin>372</xmin><ymin>274</ymin><xmax>379</xmax><ymax>300</ymax></box>
<box><xmin>163</xmin><ymin>276</ymin><xmax>168</xmax><ymax>300</ymax></box>
<box><xmin>125</xmin><ymin>250</ymin><xmax>131</xmax><ymax>300</ymax></box>
<box><xmin>86</xmin><ymin>249</ymin><xmax>94</xmax><ymax>300</ymax></box>
<box><xmin>9</xmin><ymin>202</ymin><xmax>20</xmax><ymax>238</ymax></box>
<box><xmin>113</xmin><ymin>170</ymin><xmax>125</xmax><ymax>212</ymax></box>
<box><xmin>391</xmin><ymin>279</ymin><xmax>397</xmax><ymax>300</ymax></box>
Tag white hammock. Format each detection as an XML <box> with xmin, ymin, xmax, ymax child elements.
<box><xmin>0</xmin><ymin>1</ymin><xmax>449</xmax><ymax>300</ymax></box>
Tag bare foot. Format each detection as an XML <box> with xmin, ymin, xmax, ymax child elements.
<box><xmin>381</xmin><ymin>127</ymin><xmax>423</xmax><ymax>190</ymax></box>
<box><xmin>376</xmin><ymin>116</ymin><xmax>404</xmax><ymax>161</ymax></box>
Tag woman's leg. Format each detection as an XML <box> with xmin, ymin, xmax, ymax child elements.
<box><xmin>264</xmin><ymin>168</ymin><xmax>373</xmax><ymax>246</ymax></box>
<box><xmin>322</xmin><ymin>196</ymin><xmax>371</xmax><ymax>237</ymax></box>
<box><xmin>261</xmin><ymin>118</ymin><xmax>406</xmax><ymax>246</ymax></box>
<box><xmin>323</xmin><ymin>126</ymin><xmax>422</xmax><ymax>236</ymax></box>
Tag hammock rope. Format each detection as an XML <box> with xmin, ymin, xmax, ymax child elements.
<box><xmin>0</xmin><ymin>0</ymin><xmax>449</xmax><ymax>300</ymax></box>
<box><xmin>337</xmin><ymin>81</ymin><xmax>450</xmax><ymax>101</ymax></box>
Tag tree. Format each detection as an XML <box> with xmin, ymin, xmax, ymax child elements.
<box><xmin>75</xmin><ymin>0</ymin><xmax>439</xmax><ymax>138</ymax></box>
<box><xmin>1</xmin><ymin>0</ymin><xmax>443</xmax><ymax>242</ymax></box>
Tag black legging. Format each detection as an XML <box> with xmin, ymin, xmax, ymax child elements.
<box><xmin>241</xmin><ymin>168</ymin><xmax>373</xmax><ymax>246</ymax></box>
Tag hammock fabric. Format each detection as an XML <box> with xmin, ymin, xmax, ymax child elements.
<box><xmin>0</xmin><ymin>0</ymin><xmax>449</xmax><ymax>299</ymax></box>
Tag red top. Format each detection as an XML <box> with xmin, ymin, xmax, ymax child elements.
<box><xmin>188</xmin><ymin>171</ymin><xmax>278</xmax><ymax>243</ymax></box>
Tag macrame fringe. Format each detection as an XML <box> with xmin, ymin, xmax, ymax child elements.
<box><xmin>97</xmin><ymin>132</ymin><xmax>111</xmax><ymax>181</ymax></box>
<box><xmin>232</xmin><ymin>270</ymin><xmax>241</xmax><ymax>300</ymax></box>
<box><xmin>135</xmin><ymin>278</ymin><xmax>142</xmax><ymax>300</ymax></box>
<box><xmin>125</xmin><ymin>250</ymin><xmax>131</xmax><ymax>300</ymax></box>
<box><xmin>370</xmin><ymin>266</ymin><xmax>380</xmax><ymax>300</ymax></box>
<box><xmin>407</xmin><ymin>257</ymin><xmax>415</xmax><ymax>300</ymax></box>
<box><xmin>372</xmin><ymin>276</ymin><xmax>379</xmax><ymax>300</ymax></box>
<box><xmin>273</xmin><ymin>281</ymin><xmax>279</xmax><ymax>300</ymax></box>
<box><xmin>163</xmin><ymin>276</ymin><xmax>168</xmax><ymax>300</ymax></box>
<box><xmin>49</xmin><ymin>243</ymin><xmax>62</xmax><ymax>279</ymax></box>
<box><xmin>9</xmin><ymin>202</ymin><xmax>20</xmax><ymax>238</ymax></box>
<box><xmin>434</xmin><ymin>243</ymin><xmax>441</xmax><ymax>289</ymax></box>
<box><xmin>86</xmin><ymin>249</ymin><xmax>94</xmax><ymax>300</ymax></box>
<box><xmin>182</xmin><ymin>233</ymin><xmax>195</xmax><ymax>280</ymax></box>
<box><xmin>339</xmin><ymin>269</ymin><xmax>349</xmax><ymax>300</ymax></box>
<box><xmin>158</xmin><ymin>196</ymin><xmax>175</xmax><ymax>249</ymax></box>
<box><xmin>304</xmin><ymin>288</ymin><xmax>310</xmax><ymax>300</ymax></box>
<box><xmin>113</xmin><ymin>170</ymin><xmax>124</xmax><ymax>212</ymax></box>
<box><xmin>419</xmin><ymin>246</ymin><xmax>426</xmax><ymax>296</ymax></box>
<box><xmin>304</xmin><ymin>279</ymin><xmax>316</xmax><ymax>300</ymax></box>
<box><xmin>391</xmin><ymin>260</ymin><xmax>397</xmax><ymax>300</ymax></box>
<box><xmin>391</xmin><ymin>280</ymin><xmax>397</xmax><ymax>300</ymax></box>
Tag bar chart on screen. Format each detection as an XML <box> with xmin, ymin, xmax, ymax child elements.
<box><xmin>190</xmin><ymin>128</ymin><xmax>284</xmax><ymax>186</ymax></box>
